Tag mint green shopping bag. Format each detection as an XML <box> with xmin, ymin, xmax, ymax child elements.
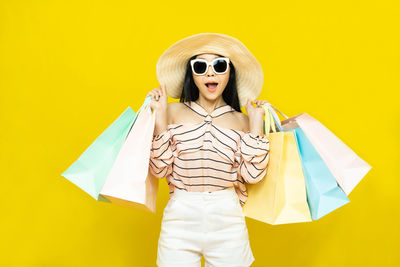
<box><xmin>61</xmin><ymin>96</ymin><xmax>152</xmax><ymax>201</ymax></box>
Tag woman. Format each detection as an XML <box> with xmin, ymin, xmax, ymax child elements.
<box><xmin>147</xmin><ymin>33</ymin><xmax>270</xmax><ymax>267</ymax></box>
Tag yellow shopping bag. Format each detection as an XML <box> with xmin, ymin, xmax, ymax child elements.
<box><xmin>243</xmin><ymin>105</ymin><xmax>312</xmax><ymax>225</ymax></box>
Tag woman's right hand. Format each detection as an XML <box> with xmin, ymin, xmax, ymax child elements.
<box><xmin>147</xmin><ymin>83</ymin><xmax>168</xmax><ymax>135</ymax></box>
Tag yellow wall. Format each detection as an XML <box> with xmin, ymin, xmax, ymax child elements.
<box><xmin>1</xmin><ymin>0</ymin><xmax>398</xmax><ymax>266</ymax></box>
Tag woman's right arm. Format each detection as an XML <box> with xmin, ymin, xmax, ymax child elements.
<box><xmin>147</xmin><ymin>84</ymin><xmax>174</xmax><ymax>178</ymax></box>
<box><xmin>149</xmin><ymin>129</ymin><xmax>174</xmax><ymax>178</ymax></box>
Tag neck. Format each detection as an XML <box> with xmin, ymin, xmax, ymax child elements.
<box><xmin>195</xmin><ymin>96</ymin><xmax>227</xmax><ymax>114</ymax></box>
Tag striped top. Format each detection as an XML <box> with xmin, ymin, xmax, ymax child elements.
<box><xmin>149</xmin><ymin>101</ymin><xmax>270</xmax><ymax>206</ymax></box>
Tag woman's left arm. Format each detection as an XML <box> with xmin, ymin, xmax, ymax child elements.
<box><xmin>237</xmin><ymin>98</ymin><xmax>270</xmax><ymax>184</ymax></box>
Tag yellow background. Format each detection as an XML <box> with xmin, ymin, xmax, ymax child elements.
<box><xmin>1</xmin><ymin>0</ymin><xmax>398</xmax><ymax>266</ymax></box>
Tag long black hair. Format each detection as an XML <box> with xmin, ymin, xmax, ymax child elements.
<box><xmin>179</xmin><ymin>54</ymin><xmax>242</xmax><ymax>112</ymax></box>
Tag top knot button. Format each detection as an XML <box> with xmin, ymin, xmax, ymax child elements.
<box><xmin>205</xmin><ymin>114</ymin><xmax>212</xmax><ymax>122</ymax></box>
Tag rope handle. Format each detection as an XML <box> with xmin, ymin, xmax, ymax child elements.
<box><xmin>260</xmin><ymin>102</ymin><xmax>288</xmax><ymax>135</ymax></box>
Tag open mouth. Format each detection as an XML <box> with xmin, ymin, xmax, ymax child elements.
<box><xmin>205</xmin><ymin>82</ymin><xmax>218</xmax><ymax>89</ymax></box>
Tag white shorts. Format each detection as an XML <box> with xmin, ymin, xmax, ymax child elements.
<box><xmin>157</xmin><ymin>187</ymin><xmax>255</xmax><ymax>267</ymax></box>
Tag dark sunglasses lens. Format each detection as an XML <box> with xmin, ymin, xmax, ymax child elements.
<box><xmin>193</xmin><ymin>61</ymin><xmax>207</xmax><ymax>74</ymax></box>
<box><xmin>213</xmin><ymin>59</ymin><xmax>228</xmax><ymax>73</ymax></box>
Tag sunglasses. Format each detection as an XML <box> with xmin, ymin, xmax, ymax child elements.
<box><xmin>190</xmin><ymin>57</ymin><xmax>230</xmax><ymax>75</ymax></box>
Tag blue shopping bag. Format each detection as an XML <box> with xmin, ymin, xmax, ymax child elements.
<box><xmin>61</xmin><ymin>96</ymin><xmax>152</xmax><ymax>201</ymax></box>
<box><xmin>292</xmin><ymin>127</ymin><xmax>350</xmax><ymax>220</ymax></box>
<box><xmin>262</xmin><ymin>103</ymin><xmax>350</xmax><ymax>220</ymax></box>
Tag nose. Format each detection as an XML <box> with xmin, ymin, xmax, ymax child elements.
<box><xmin>206</xmin><ymin>64</ymin><xmax>215</xmax><ymax>76</ymax></box>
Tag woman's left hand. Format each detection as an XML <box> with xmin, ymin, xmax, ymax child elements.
<box><xmin>245</xmin><ymin>98</ymin><xmax>269</xmax><ymax>118</ymax></box>
<box><xmin>245</xmin><ymin>98</ymin><xmax>270</xmax><ymax>135</ymax></box>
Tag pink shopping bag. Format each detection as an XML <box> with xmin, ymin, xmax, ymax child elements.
<box><xmin>100</xmin><ymin>103</ymin><xmax>159</xmax><ymax>213</ymax></box>
<box><xmin>281</xmin><ymin>113</ymin><xmax>371</xmax><ymax>195</ymax></box>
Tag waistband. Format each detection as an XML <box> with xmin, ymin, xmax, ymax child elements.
<box><xmin>172</xmin><ymin>187</ymin><xmax>237</xmax><ymax>200</ymax></box>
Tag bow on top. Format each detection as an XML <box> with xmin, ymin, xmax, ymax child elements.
<box><xmin>168</xmin><ymin>101</ymin><xmax>242</xmax><ymax>165</ymax></box>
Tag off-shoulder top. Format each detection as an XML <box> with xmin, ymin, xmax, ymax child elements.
<box><xmin>149</xmin><ymin>100</ymin><xmax>270</xmax><ymax>206</ymax></box>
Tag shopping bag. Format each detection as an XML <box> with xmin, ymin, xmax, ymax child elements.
<box><xmin>261</xmin><ymin>103</ymin><xmax>370</xmax><ymax>218</ymax></box>
<box><xmin>292</xmin><ymin>126</ymin><xmax>350</xmax><ymax>220</ymax></box>
<box><xmin>243</xmin><ymin>106</ymin><xmax>312</xmax><ymax>225</ymax></box>
<box><xmin>100</xmin><ymin>100</ymin><xmax>159</xmax><ymax>213</ymax></box>
<box><xmin>61</xmin><ymin>96</ymin><xmax>153</xmax><ymax>205</ymax></box>
<box><xmin>280</xmin><ymin>112</ymin><xmax>371</xmax><ymax>195</ymax></box>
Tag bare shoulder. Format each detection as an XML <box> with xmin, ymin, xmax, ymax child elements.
<box><xmin>167</xmin><ymin>102</ymin><xmax>187</xmax><ymax>124</ymax></box>
<box><xmin>232</xmin><ymin>110</ymin><xmax>249</xmax><ymax>132</ymax></box>
<box><xmin>167</xmin><ymin>101</ymin><xmax>187</xmax><ymax>112</ymax></box>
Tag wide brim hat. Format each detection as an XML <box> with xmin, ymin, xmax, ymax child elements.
<box><xmin>156</xmin><ymin>33</ymin><xmax>264</xmax><ymax>107</ymax></box>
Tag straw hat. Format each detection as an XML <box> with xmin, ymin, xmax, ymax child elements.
<box><xmin>156</xmin><ymin>33</ymin><xmax>264</xmax><ymax>107</ymax></box>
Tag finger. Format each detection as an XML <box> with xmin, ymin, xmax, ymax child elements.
<box><xmin>153</xmin><ymin>89</ymin><xmax>160</xmax><ymax>100</ymax></box>
<box><xmin>257</xmin><ymin>100</ymin><xmax>266</xmax><ymax>107</ymax></box>
<box><xmin>160</xmin><ymin>84</ymin><xmax>166</xmax><ymax>96</ymax></box>
<box><xmin>161</xmin><ymin>83</ymin><xmax>167</xmax><ymax>96</ymax></box>
<box><xmin>159</xmin><ymin>84</ymin><xmax>164</xmax><ymax>96</ymax></box>
<box><xmin>152</xmin><ymin>88</ymin><xmax>159</xmax><ymax>100</ymax></box>
<box><xmin>247</xmin><ymin>98</ymin><xmax>255</xmax><ymax>110</ymax></box>
<box><xmin>150</xmin><ymin>90</ymin><xmax>157</xmax><ymax>100</ymax></box>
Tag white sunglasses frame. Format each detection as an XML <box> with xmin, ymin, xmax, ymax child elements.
<box><xmin>190</xmin><ymin>57</ymin><xmax>230</xmax><ymax>75</ymax></box>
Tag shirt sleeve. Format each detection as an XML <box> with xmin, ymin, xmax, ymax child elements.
<box><xmin>237</xmin><ymin>132</ymin><xmax>270</xmax><ymax>184</ymax></box>
<box><xmin>149</xmin><ymin>129</ymin><xmax>174</xmax><ymax>178</ymax></box>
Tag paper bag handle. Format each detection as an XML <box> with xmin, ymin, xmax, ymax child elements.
<box><xmin>260</xmin><ymin>105</ymin><xmax>276</xmax><ymax>135</ymax></box>
<box><xmin>260</xmin><ymin>103</ymin><xmax>289</xmax><ymax>134</ymax></box>
<box><xmin>129</xmin><ymin>95</ymin><xmax>153</xmax><ymax>131</ymax></box>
